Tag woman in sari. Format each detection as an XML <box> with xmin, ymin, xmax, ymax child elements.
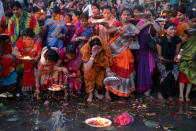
<box><xmin>105</xmin><ymin>9</ymin><xmax>140</xmax><ymax>98</ymax></box>
<box><xmin>45</xmin><ymin>6</ymin><xmax>66</xmax><ymax>49</ymax></box>
<box><xmin>80</xmin><ymin>36</ymin><xmax>112</xmax><ymax>103</ymax></box>
<box><xmin>13</xmin><ymin>28</ymin><xmax>42</xmax><ymax>92</ymax></box>
<box><xmin>71</xmin><ymin>11</ymin><xmax>81</xmax><ymax>28</ymax></box>
<box><xmin>135</xmin><ymin>8</ymin><xmax>161</xmax><ymax>96</ymax></box>
<box><xmin>58</xmin><ymin>44</ymin><xmax>82</xmax><ymax>99</ymax></box>
<box><xmin>34</xmin><ymin>47</ymin><xmax>68</xmax><ymax>100</ymax></box>
<box><xmin>157</xmin><ymin>21</ymin><xmax>182</xmax><ymax>101</ymax></box>
<box><xmin>177</xmin><ymin>17</ymin><xmax>196</xmax><ymax>102</ymax></box>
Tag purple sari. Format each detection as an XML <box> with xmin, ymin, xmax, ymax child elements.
<box><xmin>135</xmin><ymin>20</ymin><xmax>157</xmax><ymax>93</ymax></box>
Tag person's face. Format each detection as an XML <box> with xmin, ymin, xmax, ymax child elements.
<box><xmin>166</xmin><ymin>26</ymin><xmax>176</xmax><ymax>37</ymax></box>
<box><xmin>176</xmin><ymin>12</ymin><xmax>185</xmax><ymax>22</ymax></box>
<box><xmin>23</xmin><ymin>36</ymin><xmax>34</xmax><ymax>46</ymax></box>
<box><xmin>92</xmin><ymin>5</ymin><xmax>99</xmax><ymax>16</ymax></box>
<box><xmin>34</xmin><ymin>12</ymin><xmax>40</xmax><ymax>20</ymax></box>
<box><xmin>72</xmin><ymin>13</ymin><xmax>79</xmax><ymax>22</ymax></box>
<box><xmin>53</xmin><ymin>13</ymin><xmax>60</xmax><ymax>20</ymax></box>
<box><xmin>133</xmin><ymin>2</ymin><xmax>137</xmax><ymax>6</ymax></box>
<box><xmin>12</xmin><ymin>6</ymin><xmax>22</xmax><ymax>18</ymax></box>
<box><xmin>102</xmin><ymin>9</ymin><xmax>111</xmax><ymax>20</ymax></box>
<box><xmin>121</xmin><ymin>10</ymin><xmax>130</xmax><ymax>23</ymax></box>
<box><xmin>65</xmin><ymin>15</ymin><xmax>71</xmax><ymax>23</ymax></box>
<box><xmin>81</xmin><ymin>18</ymin><xmax>88</xmax><ymax>27</ymax></box>
<box><xmin>91</xmin><ymin>45</ymin><xmax>102</xmax><ymax>55</ymax></box>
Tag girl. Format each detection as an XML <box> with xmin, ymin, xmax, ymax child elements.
<box><xmin>157</xmin><ymin>21</ymin><xmax>182</xmax><ymax>101</ymax></box>
<box><xmin>13</xmin><ymin>28</ymin><xmax>42</xmax><ymax>92</ymax></box>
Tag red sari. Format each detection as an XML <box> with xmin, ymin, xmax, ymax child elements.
<box><xmin>15</xmin><ymin>37</ymin><xmax>42</xmax><ymax>91</ymax></box>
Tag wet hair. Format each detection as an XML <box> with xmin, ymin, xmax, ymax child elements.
<box><xmin>11</xmin><ymin>1</ymin><xmax>22</xmax><ymax>9</ymax></box>
<box><xmin>102</xmin><ymin>5</ymin><xmax>111</xmax><ymax>12</ymax></box>
<box><xmin>53</xmin><ymin>6</ymin><xmax>61</xmax><ymax>14</ymax></box>
<box><xmin>121</xmin><ymin>8</ymin><xmax>131</xmax><ymax>15</ymax></box>
<box><xmin>80</xmin><ymin>13</ymin><xmax>89</xmax><ymax>21</ymax></box>
<box><xmin>32</xmin><ymin>6</ymin><xmax>40</xmax><ymax>13</ymax></box>
<box><xmin>164</xmin><ymin>21</ymin><xmax>176</xmax><ymax>30</ymax></box>
<box><xmin>66</xmin><ymin>44</ymin><xmax>76</xmax><ymax>54</ymax></box>
<box><xmin>178</xmin><ymin>6</ymin><xmax>186</xmax><ymax>14</ymax></box>
<box><xmin>22</xmin><ymin>28</ymin><xmax>35</xmax><ymax>38</ymax></box>
<box><xmin>90</xmin><ymin>38</ymin><xmax>102</xmax><ymax>48</ymax></box>
<box><xmin>46</xmin><ymin>47</ymin><xmax>59</xmax><ymax>63</ymax></box>
<box><xmin>92</xmin><ymin>3</ymin><xmax>100</xmax><ymax>10</ymax></box>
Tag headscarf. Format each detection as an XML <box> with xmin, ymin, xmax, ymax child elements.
<box><xmin>80</xmin><ymin>36</ymin><xmax>112</xmax><ymax>68</ymax></box>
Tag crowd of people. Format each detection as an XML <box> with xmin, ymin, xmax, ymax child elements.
<box><xmin>0</xmin><ymin>0</ymin><xmax>195</xmax><ymax>103</ymax></box>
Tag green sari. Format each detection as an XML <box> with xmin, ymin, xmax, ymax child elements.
<box><xmin>178</xmin><ymin>35</ymin><xmax>196</xmax><ymax>84</ymax></box>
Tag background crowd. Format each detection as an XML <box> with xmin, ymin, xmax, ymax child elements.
<box><xmin>0</xmin><ymin>0</ymin><xmax>195</xmax><ymax>103</ymax></box>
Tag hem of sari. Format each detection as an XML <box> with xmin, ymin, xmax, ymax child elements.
<box><xmin>105</xmin><ymin>86</ymin><xmax>135</xmax><ymax>97</ymax></box>
<box><xmin>136</xmin><ymin>84</ymin><xmax>152</xmax><ymax>93</ymax></box>
<box><xmin>111</xmin><ymin>64</ymin><xmax>134</xmax><ymax>78</ymax></box>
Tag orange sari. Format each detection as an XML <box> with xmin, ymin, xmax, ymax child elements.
<box><xmin>80</xmin><ymin>36</ymin><xmax>112</xmax><ymax>93</ymax></box>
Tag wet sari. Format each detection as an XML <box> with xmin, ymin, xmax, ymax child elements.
<box><xmin>105</xmin><ymin>24</ymin><xmax>139</xmax><ymax>97</ymax></box>
<box><xmin>45</xmin><ymin>18</ymin><xmax>66</xmax><ymax>49</ymax></box>
<box><xmin>80</xmin><ymin>36</ymin><xmax>112</xmax><ymax>93</ymax></box>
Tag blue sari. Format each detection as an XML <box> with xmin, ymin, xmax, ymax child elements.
<box><xmin>45</xmin><ymin>18</ymin><xmax>66</xmax><ymax>49</ymax></box>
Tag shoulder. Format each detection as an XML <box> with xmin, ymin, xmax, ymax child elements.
<box><xmin>173</xmin><ymin>36</ymin><xmax>182</xmax><ymax>44</ymax></box>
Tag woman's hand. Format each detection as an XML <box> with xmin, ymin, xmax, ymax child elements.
<box><xmin>174</xmin><ymin>55</ymin><xmax>181</xmax><ymax>63</ymax></box>
<box><xmin>47</xmin><ymin>22</ymin><xmax>53</xmax><ymax>26</ymax></box>
<box><xmin>78</xmin><ymin>36</ymin><xmax>87</xmax><ymax>41</ymax></box>
<box><xmin>91</xmin><ymin>45</ymin><xmax>100</xmax><ymax>58</ymax></box>
<box><xmin>158</xmin><ymin>56</ymin><xmax>165</xmax><ymax>64</ymax></box>
<box><xmin>62</xmin><ymin>67</ymin><xmax>69</xmax><ymax>74</ymax></box>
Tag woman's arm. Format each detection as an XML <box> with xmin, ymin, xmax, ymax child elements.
<box><xmin>136</xmin><ymin>21</ymin><xmax>151</xmax><ymax>31</ymax></box>
<box><xmin>152</xmin><ymin>21</ymin><xmax>161</xmax><ymax>34</ymax></box>
<box><xmin>35</xmin><ymin>68</ymin><xmax>42</xmax><ymax>91</ymax></box>
<box><xmin>83</xmin><ymin>55</ymin><xmax>95</xmax><ymax>72</ymax></box>
<box><xmin>175</xmin><ymin>42</ymin><xmax>182</xmax><ymax>56</ymax></box>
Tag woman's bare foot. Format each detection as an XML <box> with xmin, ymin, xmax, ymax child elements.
<box><xmin>94</xmin><ymin>90</ymin><xmax>104</xmax><ymax>100</ymax></box>
<box><xmin>87</xmin><ymin>93</ymin><xmax>93</xmax><ymax>103</ymax></box>
<box><xmin>157</xmin><ymin>92</ymin><xmax>164</xmax><ymax>101</ymax></box>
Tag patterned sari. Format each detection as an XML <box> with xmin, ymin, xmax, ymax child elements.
<box><xmin>80</xmin><ymin>36</ymin><xmax>112</xmax><ymax>93</ymax></box>
<box><xmin>105</xmin><ymin>24</ymin><xmax>139</xmax><ymax>97</ymax></box>
<box><xmin>45</xmin><ymin>18</ymin><xmax>66</xmax><ymax>49</ymax></box>
<box><xmin>38</xmin><ymin>47</ymin><xmax>59</xmax><ymax>90</ymax></box>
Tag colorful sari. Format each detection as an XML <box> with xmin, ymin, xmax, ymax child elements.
<box><xmin>178</xmin><ymin>35</ymin><xmax>196</xmax><ymax>85</ymax></box>
<box><xmin>15</xmin><ymin>37</ymin><xmax>42</xmax><ymax>91</ymax></box>
<box><xmin>59</xmin><ymin>47</ymin><xmax>82</xmax><ymax>93</ymax></box>
<box><xmin>105</xmin><ymin>24</ymin><xmax>139</xmax><ymax>97</ymax></box>
<box><xmin>8</xmin><ymin>12</ymin><xmax>40</xmax><ymax>47</ymax></box>
<box><xmin>80</xmin><ymin>36</ymin><xmax>112</xmax><ymax>93</ymax></box>
<box><xmin>38</xmin><ymin>47</ymin><xmax>59</xmax><ymax>90</ymax></box>
<box><xmin>45</xmin><ymin>18</ymin><xmax>66</xmax><ymax>49</ymax></box>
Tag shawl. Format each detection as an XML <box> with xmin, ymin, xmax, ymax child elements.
<box><xmin>8</xmin><ymin>12</ymin><xmax>40</xmax><ymax>46</ymax></box>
